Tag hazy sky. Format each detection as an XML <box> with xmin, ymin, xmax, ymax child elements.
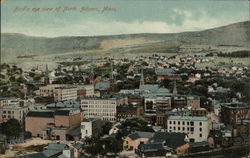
<box><xmin>1</xmin><ymin>0</ymin><xmax>249</xmax><ymax>37</ymax></box>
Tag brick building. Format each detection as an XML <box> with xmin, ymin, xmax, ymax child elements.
<box><xmin>25</xmin><ymin>108</ymin><xmax>83</xmax><ymax>141</ymax></box>
<box><xmin>220</xmin><ymin>102</ymin><xmax>250</xmax><ymax>127</ymax></box>
<box><xmin>116</xmin><ymin>104</ymin><xmax>144</xmax><ymax>121</ymax></box>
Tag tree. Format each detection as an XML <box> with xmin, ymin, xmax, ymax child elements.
<box><xmin>101</xmin><ymin>122</ymin><xmax>113</xmax><ymax>136</ymax></box>
<box><xmin>2</xmin><ymin>119</ymin><xmax>22</xmax><ymax>137</ymax></box>
<box><xmin>103</xmin><ymin>137</ymin><xmax>123</xmax><ymax>156</ymax></box>
<box><xmin>83</xmin><ymin>136</ymin><xmax>105</xmax><ymax>157</ymax></box>
<box><xmin>121</xmin><ymin>117</ymin><xmax>154</xmax><ymax>132</ymax></box>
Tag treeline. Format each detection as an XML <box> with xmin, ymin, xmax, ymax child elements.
<box><xmin>206</xmin><ymin>50</ymin><xmax>250</xmax><ymax>58</ymax></box>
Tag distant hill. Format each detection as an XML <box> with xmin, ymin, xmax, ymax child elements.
<box><xmin>1</xmin><ymin>21</ymin><xmax>250</xmax><ymax>58</ymax></box>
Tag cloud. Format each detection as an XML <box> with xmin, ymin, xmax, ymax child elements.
<box><xmin>2</xmin><ymin>8</ymin><xmax>247</xmax><ymax>37</ymax></box>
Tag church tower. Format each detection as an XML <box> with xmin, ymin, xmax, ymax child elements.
<box><xmin>140</xmin><ymin>69</ymin><xmax>145</xmax><ymax>86</ymax></box>
<box><xmin>44</xmin><ymin>64</ymin><xmax>50</xmax><ymax>85</ymax></box>
<box><xmin>89</xmin><ymin>58</ymin><xmax>95</xmax><ymax>84</ymax></box>
<box><xmin>172</xmin><ymin>80</ymin><xmax>178</xmax><ymax>96</ymax></box>
<box><xmin>109</xmin><ymin>59</ymin><xmax>116</xmax><ymax>92</ymax></box>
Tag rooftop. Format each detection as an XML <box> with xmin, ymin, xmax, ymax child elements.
<box><xmin>149</xmin><ymin>132</ymin><xmax>187</xmax><ymax>149</ymax></box>
<box><xmin>82</xmin><ymin>117</ymin><xmax>101</xmax><ymax>122</ymax></box>
<box><xmin>1</xmin><ymin>104</ymin><xmax>27</xmax><ymax>109</ymax></box>
<box><xmin>155</xmin><ymin>68</ymin><xmax>174</xmax><ymax>75</ymax></box>
<box><xmin>221</xmin><ymin>102</ymin><xmax>249</xmax><ymax>109</ymax></box>
<box><xmin>128</xmin><ymin>131</ymin><xmax>154</xmax><ymax>140</ymax></box>
<box><xmin>26</xmin><ymin>110</ymin><xmax>54</xmax><ymax>118</ymax></box>
<box><xmin>168</xmin><ymin>115</ymin><xmax>209</xmax><ymax>121</ymax></box>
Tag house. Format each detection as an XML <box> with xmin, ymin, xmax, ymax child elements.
<box><xmin>188</xmin><ymin>141</ymin><xmax>210</xmax><ymax>153</ymax></box>
<box><xmin>20</xmin><ymin>143</ymin><xmax>74</xmax><ymax>158</ymax></box>
<box><xmin>155</xmin><ymin>68</ymin><xmax>181</xmax><ymax>81</ymax></box>
<box><xmin>136</xmin><ymin>132</ymin><xmax>189</xmax><ymax>157</ymax></box>
<box><xmin>81</xmin><ymin>118</ymin><xmax>105</xmax><ymax>139</ymax></box>
<box><xmin>190</xmin><ymin>108</ymin><xmax>208</xmax><ymax>117</ymax></box>
<box><xmin>123</xmin><ymin>131</ymin><xmax>154</xmax><ymax>150</ymax></box>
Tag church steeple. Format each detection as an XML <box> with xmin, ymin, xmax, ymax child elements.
<box><xmin>172</xmin><ymin>80</ymin><xmax>178</xmax><ymax>96</ymax></box>
<box><xmin>109</xmin><ymin>59</ymin><xmax>116</xmax><ymax>92</ymax></box>
<box><xmin>89</xmin><ymin>58</ymin><xmax>95</xmax><ymax>84</ymax></box>
<box><xmin>140</xmin><ymin>69</ymin><xmax>145</xmax><ymax>85</ymax></box>
<box><xmin>44</xmin><ymin>64</ymin><xmax>50</xmax><ymax>85</ymax></box>
<box><xmin>110</xmin><ymin>59</ymin><xmax>114</xmax><ymax>80</ymax></box>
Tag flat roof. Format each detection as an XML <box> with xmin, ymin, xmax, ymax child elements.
<box><xmin>168</xmin><ymin>115</ymin><xmax>209</xmax><ymax>121</ymax></box>
<box><xmin>1</xmin><ymin>104</ymin><xmax>27</xmax><ymax>109</ymax></box>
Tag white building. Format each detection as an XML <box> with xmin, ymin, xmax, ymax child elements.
<box><xmin>84</xmin><ymin>85</ymin><xmax>98</xmax><ymax>97</ymax></box>
<box><xmin>81</xmin><ymin>96</ymin><xmax>128</xmax><ymax>121</ymax></box>
<box><xmin>0</xmin><ymin>104</ymin><xmax>29</xmax><ymax>123</ymax></box>
<box><xmin>81</xmin><ymin>118</ymin><xmax>105</xmax><ymax>139</ymax></box>
<box><xmin>167</xmin><ymin>116</ymin><xmax>212</xmax><ymax>142</ymax></box>
<box><xmin>54</xmin><ymin>87</ymin><xmax>78</xmax><ymax>102</ymax></box>
<box><xmin>0</xmin><ymin>97</ymin><xmax>20</xmax><ymax>107</ymax></box>
<box><xmin>39</xmin><ymin>84</ymin><xmax>68</xmax><ymax>97</ymax></box>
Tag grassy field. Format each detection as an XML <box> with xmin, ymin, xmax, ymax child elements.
<box><xmin>196</xmin><ymin>57</ymin><xmax>249</xmax><ymax>69</ymax></box>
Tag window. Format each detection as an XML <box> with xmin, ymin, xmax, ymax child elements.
<box><xmin>178</xmin><ymin>121</ymin><xmax>180</xmax><ymax>125</ymax></box>
<box><xmin>187</xmin><ymin>127</ymin><xmax>189</xmax><ymax>131</ymax></box>
<box><xmin>178</xmin><ymin>127</ymin><xmax>180</xmax><ymax>130</ymax></box>
<box><xmin>200</xmin><ymin>134</ymin><xmax>202</xmax><ymax>137</ymax></box>
<box><xmin>174</xmin><ymin>127</ymin><xmax>176</xmax><ymax>130</ymax></box>
<box><xmin>200</xmin><ymin>128</ymin><xmax>202</xmax><ymax>132</ymax></box>
<box><xmin>183</xmin><ymin>121</ymin><xmax>185</xmax><ymax>125</ymax></box>
<box><xmin>86</xmin><ymin>130</ymin><xmax>88</xmax><ymax>134</ymax></box>
<box><xmin>183</xmin><ymin>127</ymin><xmax>185</xmax><ymax>131</ymax></box>
<box><xmin>170</xmin><ymin>121</ymin><xmax>172</xmax><ymax>124</ymax></box>
<box><xmin>190</xmin><ymin>127</ymin><xmax>194</xmax><ymax>132</ymax></box>
<box><xmin>173</xmin><ymin>121</ymin><xmax>176</xmax><ymax>125</ymax></box>
<box><xmin>200</xmin><ymin>122</ymin><xmax>202</xmax><ymax>126</ymax></box>
<box><xmin>187</xmin><ymin>122</ymin><xmax>189</xmax><ymax>125</ymax></box>
<box><xmin>190</xmin><ymin>121</ymin><xmax>194</xmax><ymax>126</ymax></box>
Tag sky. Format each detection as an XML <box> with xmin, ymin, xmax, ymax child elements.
<box><xmin>1</xmin><ymin>0</ymin><xmax>249</xmax><ymax>37</ymax></box>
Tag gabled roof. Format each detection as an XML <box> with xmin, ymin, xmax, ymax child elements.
<box><xmin>189</xmin><ymin>141</ymin><xmax>209</xmax><ymax>148</ymax></box>
<box><xmin>155</xmin><ymin>68</ymin><xmax>174</xmax><ymax>75</ymax></box>
<box><xmin>67</xmin><ymin>127</ymin><xmax>81</xmax><ymax>136</ymax></box>
<box><xmin>127</xmin><ymin>131</ymin><xmax>154</xmax><ymax>140</ymax></box>
<box><xmin>139</xmin><ymin>143</ymin><xmax>167</xmax><ymax>152</ymax></box>
<box><xmin>46</xmin><ymin>100</ymin><xmax>80</xmax><ymax>108</ymax></box>
<box><xmin>47</xmin><ymin>143</ymin><xmax>68</xmax><ymax>150</ymax></box>
<box><xmin>19</xmin><ymin>153</ymin><xmax>47</xmax><ymax>158</ymax></box>
<box><xmin>149</xmin><ymin>132</ymin><xmax>187</xmax><ymax>149</ymax></box>
<box><xmin>42</xmin><ymin>149</ymin><xmax>61</xmax><ymax>157</ymax></box>
<box><xmin>95</xmin><ymin>81</ymin><xmax>110</xmax><ymax>90</ymax></box>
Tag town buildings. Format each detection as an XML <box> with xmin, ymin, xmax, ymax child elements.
<box><xmin>54</xmin><ymin>87</ymin><xmax>78</xmax><ymax>102</ymax></box>
<box><xmin>116</xmin><ymin>104</ymin><xmax>144</xmax><ymax>121</ymax></box>
<box><xmin>81</xmin><ymin>96</ymin><xmax>128</xmax><ymax>121</ymax></box>
<box><xmin>0</xmin><ymin>104</ymin><xmax>29</xmax><ymax>124</ymax></box>
<box><xmin>81</xmin><ymin>118</ymin><xmax>105</xmax><ymax>139</ymax></box>
<box><xmin>220</xmin><ymin>102</ymin><xmax>250</xmax><ymax>127</ymax></box>
<box><xmin>167</xmin><ymin>116</ymin><xmax>212</xmax><ymax>142</ymax></box>
<box><xmin>25</xmin><ymin>108</ymin><xmax>83</xmax><ymax>141</ymax></box>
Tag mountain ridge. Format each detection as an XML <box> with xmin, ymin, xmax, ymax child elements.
<box><xmin>1</xmin><ymin>21</ymin><xmax>250</xmax><ymax>58</ymax></box>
